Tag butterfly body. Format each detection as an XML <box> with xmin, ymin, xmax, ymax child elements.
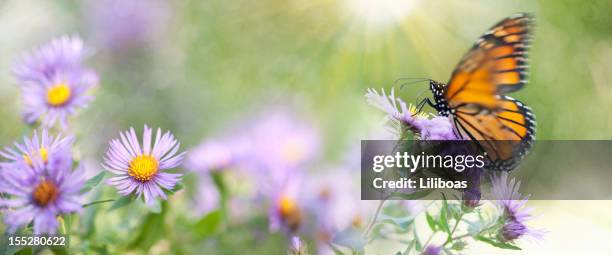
<box><xmin>428</xmin><ymin>13</ymin><xmax>537</xmax><ymax>171</ymax></box>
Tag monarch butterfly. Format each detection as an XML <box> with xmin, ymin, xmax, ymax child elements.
<box><xmin>421</xmin><ymin>13</ymin><xmax>536</xmax><ymax>171</ymax></box>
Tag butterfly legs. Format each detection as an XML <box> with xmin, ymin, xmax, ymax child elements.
<box><xmin>414</xmin><ymin>97</ymin><xmax>436</xmax><ymax>116</ymax></box>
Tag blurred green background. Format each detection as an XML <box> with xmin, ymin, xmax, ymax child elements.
<box><xmin>0</xmin><ymin>0</ymin><xmax>611</xmax><ymax>254</ymax></box>
<box><xmin>0</xmin><ymin>0</ymin><xmax>611</xmax><ymax>148</ymax></box>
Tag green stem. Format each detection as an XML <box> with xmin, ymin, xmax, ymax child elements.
<box><xmin>449</xmin><ymin>224</ymin><xmax>497</xmax><ymax>242</ymax></box>
<box><xmin>422</xmin><ymin>230</ymin><xmax>437</xmax><ymax>250</ymax></box>
<box><xmin>443</xmin><ymin>211</ymin><xmax>465</xmax><ymax>245</ymax></box>
<box><xmin>363</xmin><ymin>199</ymin><xmax>387</xmax><ymax>238</ymax></box>
<box><xmin>58</xmin><ymin>216</ymin><xmax>67</xmax><ymax>234</ymax></box>
<box><xmin>82</xmin><ymin>199</ymin><xmax>115</xmax><ymax>208</ymax></box>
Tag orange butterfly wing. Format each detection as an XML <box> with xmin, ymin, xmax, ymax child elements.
<box><xmin>443</xmin><ymin>13</ymin><xmax>536</xmax><ymax>170</ymax></box>
<box><xmin>452</xmin><ymin>96</ymin><xmax>536</xmax><ymax>170</ymax></box>
<box><xmin>445</xmin><ymin>13</ymin><xmax>534</xmax><ymax>109</ymax></box>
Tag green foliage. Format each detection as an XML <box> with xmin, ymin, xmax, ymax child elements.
<box><xmin>331</xmin><ymin>228</ymin><xmax>367</xmax><ymax>253</ymax></box>
<box><xmin>474</xmin><ymin>236</ymin><xmax>522</xmax><ymax>250</ymax></box>
<box><xmin>193</xmin><ymin>210</ymin><xmax>224</xmax><ymax>239</ymax></box>
<box><xmin>80</xmin><ymin>172</ymin><xmax>106</xmax><ymax>194</ymax></box>
<box><xmin>107</xmin><ymin>196</ymin><xmax>133</xmax><ymax>212</ymax></box>
<box><xmin>425</xmin><ymin>212</ymin><xmax>437</xmax><ymax>231</ymax></box>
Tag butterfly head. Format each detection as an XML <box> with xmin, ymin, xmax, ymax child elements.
<box><xmin>429</xmin><ymin>80</ymin><xmax>451</xmax><ymax>116</ymax></box>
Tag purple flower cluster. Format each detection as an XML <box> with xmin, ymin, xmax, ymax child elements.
<box><xmin>13</xmin><ymin>36</ymin><xmax>99</xmax><ymax>128</ymax></box>
<box><xmin>184</xmin><ymin>110</ymin><xmax>320</xmax><ymax>218</ymax></box>
<box><xmin>491</xmin><ymin>172</ymin><xmax>544</xmax><ymax>242</ymax></box>
<box><xmin>0</xmin><ymin>129</ymin><xmax>73</xmax><ymax>172</ymax></box>
<box><xmin>183</xmin><ymin>109</ymin><xmax>380</xmax><ymax>255</ymax></box>
<box><xmin>0</xmin><ymin>130</ymin><xmax>84</xmax><ymax>234</ymax></box>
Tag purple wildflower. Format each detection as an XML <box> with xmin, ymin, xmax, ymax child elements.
<box><xmin>246</xmin><ymin>110</ymin><xmax>319</xmax><ymax>173</ymax></box>
<box><xmin>306</xmin><ymin>169</ymin><xmax>368</xmax><ymax>232</ymax></box>
<box><xmin>365</xmin><ymin>88</ymin><xmax>459</xmax><ymax>140</ymax></box>
<box><xmin>184</xmin><ymin>138</ymin><xmax>250</xmax><ymax>173</ymax></box>
<box><xmin>268</xmin><ymin>175</ymin><xmax>305</xmax><ymax>233</ymax></box>
<box><xmin>304</xmin><ymin>169</ymin><xmax>379</xmax><ymax>255</ymax></box>
<box><xmin>490</xmin><ymin>172</ymin><xmax>544</xmax><ymax>242</ymax></box>
<box><xmin>87</xmin><ymin>0</ymin><xmax>169</xmax><ymax>51</ymax></box>
<box><xmin>103</xmin><ymin>125</ymin><xmax>185</xmax><ymax>206</ymax></box>
<box><xmin>0</xmin><ymin>152</ymin><xmax>84</xmax><ymax>234</ymax></box>
<box><xmin>414</xmin><ymin>116</ymin><xmax>458</xmax><ymax>140</ymax></box>
<box><xmin>501</xmin><ymin>220</ymin><xmax>529</xmax><ymax>241</ymax></box>
<box><xmin>185</xmin><ymin>137</ymin><xmax>251</xmax><ymax>216</ymax></box>
<box><xmin>14</xmin><ymin>36</ymin><xmax>98</xmax><ymax>128</ymax></box>
<box><xmin>0</xmin><ymin>129</ymin><xmax>73</xmax><ymax>172</ymax></box>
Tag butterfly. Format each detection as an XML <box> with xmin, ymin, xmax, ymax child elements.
<box><xmin>420</xmin><ymin>13</ymin><xmax>536</xmax><ymax>171</ymax></box>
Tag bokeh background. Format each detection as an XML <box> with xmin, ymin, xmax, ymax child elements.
<box><xmin>0</xmin><ymin>0</ymin><xmax>611</xmax><ymax>254</ymax></box>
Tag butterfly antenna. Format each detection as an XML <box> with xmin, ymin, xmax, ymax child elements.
<box><xmin>393</xmin><ymin>77</ymin><xmax>432</xmax><ymax>90</ymax></box>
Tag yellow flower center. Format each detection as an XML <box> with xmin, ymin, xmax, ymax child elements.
<box><xmin>278</xmin><ymin>196</ymin><xmax>302</xmax><ymax>232</ymax></box>
<box><xmin>352</xmin><ymin>216</ymin><xmax>364</xmax><ymax>229</ymax></box>
<box><xmin>46</xmin><ymin>83</ymin><xmax>72</xmax><ymax>106</ymax></box>
<box><xmin>23</xmin><ymin>147</ymin><xmax>49</xmax><ymax>166</ymax></box>
<box><xmin>408</xmin><ymin>104</ymin><xmax>429</xmax><ymax>119</ymax></box>
<box><xmin>128</xmin><ymin>155</ymin><xmax>159</xmax><ymax>182</ymax></box>
<box><xmin>32</xmin><ymin>180</ymin><xmax>59</xmax><ymax>207</ymax></box>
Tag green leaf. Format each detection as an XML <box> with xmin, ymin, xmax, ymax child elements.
<box><xmin>331</xmin><ymin>228</ymin><xmax>367</xmax><ymax>252</ymax></box>
<box><xmin>80</xmin><ymin>171</ymin><xmax>106</xmax><ymax>193</ymax></box>
<box><xmin>62</xmin><ymin>214</ymin><xmax>73</xmax><ymax>234</ymax></box>
<box><xmin>377</xmin><ymin>214</ymin><xmax>414</xmax><ymax>231</ymax></box>
<box><xmin>439</xmin><ymin>206</ymin><xmax>450</xmax><ymax>234</ymax></box>
<box><xmin>425</xmin><ymin>212</ymin><xmax>437</xmax><ymax>231</ymax></box>
<box><xmin>441</xmin><ymin>194</ymin><xmax>450</xmax><ymax>216</ymax></box>
<box><xmin>390</xmin><ymin>189</ymin><xmax>433</xmax><ymax>200</ymax></box>
<box><xmin>50</xmin><ymin>247</ymin><xmax>69</xmax><ymax>255</ymax></box>
<box><xmin>107</xmin><ymin>196</ymin><xmax>133</xmax><ymax>212</ymax></box>
<box><xmin>450</xmin><ymin>240</ymin><xmax>467</xmax><ymax>251</ymax></box>
<box><xmin>412</xmin><ymin>228</ymin><xmax>422</xmax><ymax>252</ymax></box>
<box><xmin>15</xmin><ymin>247</ymin><xmax>32</xmax><ymax>255</ymax></box>
<box><xmin>2</xmin><ymin>245</ymin><xmax>25</xmax><ymax>255</ymax></box>
<box><xmin>475</xmin><ymin>236</ymin><xmax>522</xmax><ymax>250</ymax></box>
<box><xmin>328</xmin><ymin>243</ymin><xmax>345</xmax><ymax>255</ymax></box>
<box><xmin>193</xmin><ymin>210</ymin><xmax>223</xmax><ymax>238</ymax></box>
<box><xmin>128</xmin><ymin>203</ymin><xmax>168</xmax><ymax>250</ymax></box>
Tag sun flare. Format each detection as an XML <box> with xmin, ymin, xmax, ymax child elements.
<box><xmin>343</xmin><ymin>0</ymin><xmax>417</xmax><ymax>29</ymax></box>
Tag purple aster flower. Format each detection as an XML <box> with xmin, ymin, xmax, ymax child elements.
<box><xmin>103</xmin><ymin>125</ymin><xmax>185</xmax><ymax>206</ymax></box>
<box><xmin>365</xmin><ymin>88</ymin><xmax>460</xmax><ymax>140</ymax></box>
<box><xmin>268</xmin><ymin>174</ymin><xmax>305</xmax><ymax>233</ymax></box>
<box><xmin>184</xmin><ymin>138</ymin><xmax>250</xmax><ymax>173</ymax></box>
<box><xmin>490</xmin><ymin>172</ymin><xmax>544</xmax><ymax>242</ymax></box>
<box><xmin>303</xmin><ymin>169</ymin><xmax>379</xmax><ymax>255</ymax></box>
<box><xmin>86</xmin><ymin>0</ymin><xmax>169</xmax><ymax>51</ymax></box>
<box><xmin>0</xmin><ymin>153</ymin><xmax>84</xmax><ymax>234</ymax></box>
<box><xmin>185</xmin><ymin>137</ymin><xmax>251</xmax><ymax>216</ymax></box>
<box><xmin>306</xmin><ymin>169</ymin><xmax>369</xmax><ymax>232</ymax></box>
<box><xmin>0</xmin><ymin>129</ymin><xmax>73</xmax><ymax>172</ymax></box>
<box><xmin>501</xmin><ymin>220</ymin><xmax>529</xmax><ymax>242</ymax></box>
<box><xmin>246</xmin><ymin>110</ymin><xmax>319</xmax><ymax>173</ymax></box>
<box><xmin>14</xmin><ymin>36</ymin><xmax>99</xmax><ymax>128</ymax></box>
